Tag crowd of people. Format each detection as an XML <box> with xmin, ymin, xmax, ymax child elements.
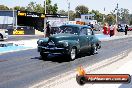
<box><xmin>43</xmin><ymin>21</ymin><xmax>129</xmax><ymax>38</ymax></box>
<box><xmin>103</xmin><ymin>23</ymin><xmax>128</xmax><ymax>37</ymax></box>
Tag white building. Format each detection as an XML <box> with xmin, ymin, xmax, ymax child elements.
<box><xmin>75</xmin><ymin>14</ymin><xmax>97</xmax><ymax>25</ymax></box>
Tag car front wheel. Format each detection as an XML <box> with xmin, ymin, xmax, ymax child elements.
<box><xmin>40</xmin><ymin>52</ymin><xmax>48</xmax><ymax>60</ymax></box>
<box><xmin>68</xmin><ymin>47</ymin><xmax>77</xmax><ymax>61</ymax></box>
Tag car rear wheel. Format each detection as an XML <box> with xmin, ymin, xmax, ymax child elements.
<box><xmin>40</xmin><ymin>52</ymin><xmax>48</xmax><ymax>60</ymax></box>
<box><xmin>90</xmin><ymin>44</ymin><xmax>98</xmax><ymax>55</ymax></box>
<box><xmin>68</xmin><ymin>47</ymin><xmax>77</xmax><ymax>61</ymax></box>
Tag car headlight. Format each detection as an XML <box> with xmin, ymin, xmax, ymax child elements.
<box><xmin>37</xmin><ymin>40</ymin><xmax>43</xmax><ymax>45</ymax></box>
<box><xmin>58</xmin><ymin>41</ymin><xmax>69</xmax><ymax>47</ymax></box>
<box><xmin>63</xmin><ymin>42</ymin><xmax>69</xmax><ymax>47</ymax></box>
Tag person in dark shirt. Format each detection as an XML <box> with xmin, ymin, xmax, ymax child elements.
<box><xmin>125</xmin><ymin>25</ymin><xmax>128</xmax><ymax>35</ymax></box>
<box><xmin>44</xmin><ymin>22</ymin><xmax>51</xmax><ymax>37</ymax></box>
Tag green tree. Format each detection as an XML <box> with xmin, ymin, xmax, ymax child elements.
<box><xmin>45</xmin><ymin>0</ymin><xmax>58</xmax><ymax>14</ymax></box>
<box><xmin>34</xmin><ymin>4</ymin><xmax>44</xmax><ymax>13</ymax></box>
<box><xmin>105</xmin><ymin>14</ymin><xmax>115</xmax><ymax>25</ymax></box>
<box><xmin>58</xmin><ymin>10</ymin><xmax>76</xmax><ymax>21</ymax></box>
<box><xmin>51</xmin><ymin>3</ymin><xmax>58</xmax><ymax>14</ymax></box>
<box><xmin>25</xmin><ymin>2</ymin><xmax>44</xmax><ymax>13</ymax></box>
<box><xmin>26</xmin><ymin>2</ymin><xmax>36</xmax><ymax>12</ymax></box>
<box><xmin>14</xmin><ymin>6</ymin><xmax>25</xmax><ymax>11</ymax></box>
<box><xmin>130</xmin><ymin>20</ymin><xmax>132</xmax><ymax>25</ymax></box>
<box><xmin>58</xmin><ymin>10</ymin><xmax>67</xmax><ymax>16</ymax></box>
<box><xmin>0</xmin><ymin>5</ymin><xmax>9</xmax><ymax>10</ymax></box>
<box><xmin>75</xmin><ymin>5</ymin><xmax>89</xmax><ymax>18</ymax></box>
<box><xmin>89</xmin><ymin>10</ymin><xmax>103</xmax><ymax>22</ymax></box>
<box><xmin>69</xmin><ymin>10</ymin><xmax>76</xmax><ymax>21</ymax></box>
<box><xmin>24</xmin><ymin>0</ymin><xmax>58</xmax><ymax>13</ymax></box>
<box><xmin>118</xmin><ymin>8</ymin><xmax>129</xmax><ymax>24</ymax></box>
<box><xmin>45</xmin><ymin>0</ymin><xmax>51</xmax><ymax>13</ymax></box>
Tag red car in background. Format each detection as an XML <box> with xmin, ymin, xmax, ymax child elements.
<box><xmin>128</xmin><ymin>26</ymin><xmax>132</xmax><ymax>31</ymax></box>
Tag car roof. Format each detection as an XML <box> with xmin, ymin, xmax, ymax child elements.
<box><xmin>81</xmin><ymin>25</ymin><xmax>91</xmax><ymax>28</ymax></box>
<box><xmin>60</xmin><ymin>24</ymin><xmax>91</xmax><ymax>28</ymax></box>
<box><xmin>60</xmin><ymin>24</ymin><xmax>81</xmax><ymax>27</ymax></box>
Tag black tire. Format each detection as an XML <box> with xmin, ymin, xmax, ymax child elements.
<box><xmin>0</xmin><ymin>33</ymin><xmax>3</xmax><ymax>40</ymax></box>
<box><xmin>76</xmin><ymin>75</ymin><xmax>86</xmax><ymax>85</ymax></box>
<box><xmin>97</xmin><ymin>43</ymin><xmax>101</xmax><ymax>49</ymax></box>
<box><xmin>40</xmin><ymin>52</ymin><xmax>48</xmax><ymax>60</ymax></box>
<box><xmin>68</xmin><ymin>47</ymin><xmax>77</xmax><ymax>61</ymax></box>
<box><xmin>90</xmin><ymin>44</ymin><xmax>98</xmax><ymax>55</ymax></box>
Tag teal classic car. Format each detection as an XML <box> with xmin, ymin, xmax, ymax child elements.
<box><xmin>37</xmin><ymin>24</ymin><xmax>101</xmax><ymax>61</ymax></box>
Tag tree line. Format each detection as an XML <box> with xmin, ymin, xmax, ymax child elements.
<box><xmin>0</xmin><ymin>0</ymin><xmax>132</xmax><ymax>25</ymax></box>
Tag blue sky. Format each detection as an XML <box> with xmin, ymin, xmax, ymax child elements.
<box><xmin>0</xmin><ymin>0</ymin><xmax>132</xmax><ymax>14</ymax></box>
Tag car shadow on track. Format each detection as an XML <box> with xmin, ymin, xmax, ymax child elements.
<box><xmin>31</xmin><ymin>53</ymin><xmax>93</xmax><ymax>63</ymax></box>
<box><xmin>77</xmin><ymin>53</ymin><xmax>91</xmax><ymax>58</ymax></box>
<box><xmin>31</xmin><ymin>57</ymin><xmax>40</xmax><ymax>60</ymax></box>
<box><xmin>31</xmin><ymin>55</ymin><xmax>70</xmax><ymax>63</ymax></box>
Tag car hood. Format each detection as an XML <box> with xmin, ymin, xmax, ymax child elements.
<box><xmin>39</xmin><ymin>33</ymin><xmax>77</xmax><ymax>43</ymax></box>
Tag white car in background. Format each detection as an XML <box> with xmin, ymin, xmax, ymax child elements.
<box><xmin>0</xmin><ymin>29</ymin><xmax>8</xmax><ymax>40</ymax></box>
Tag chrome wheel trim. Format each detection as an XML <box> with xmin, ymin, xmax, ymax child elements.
<box><xmin>70</xmin><ymin>48</ymin><xmax>76</xmax><ymax>60</ymax></box>
<box><xmin>94</xmin><ymin>45</ymin><xmax>97</xmax><ymax>54</ymax></box>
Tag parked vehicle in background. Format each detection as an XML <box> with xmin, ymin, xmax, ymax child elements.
<box><xmin>93</xmin><ymin>24</ymin><xmax>102</xmax><ymax>31</ymax></box>
<box><xmin>37</xmin><ymin>24</ymin><xmax>101</xmax><ymax>61</ymax></box>
<box><xmin>117</xmin><ymin>24</ymin><xmax>125</xmax><ymax>32</ymax></box>
<box><xmin>128</xmin><ymin>26</ymin><xmax>132</xmax><ymax>31</ymax></box>
<box><xmin>0</xmin><ymin>29</ymin><xmax>8</xmax><ymax>40</ymax></box>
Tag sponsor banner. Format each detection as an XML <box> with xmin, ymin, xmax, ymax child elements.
<box><xmin>76</xmin><ymin>66</ymin><xmax>131</xmax><ymax>85</ymax></box>
<box><xmin>17</xmin><ymin>10</ymin><xmax>45</xmax><ymax>18</ymax></box>
<box><xmin>13</xmin><ymin>29</ymin><xmax>24</xmax><ymax>35</ymax></box>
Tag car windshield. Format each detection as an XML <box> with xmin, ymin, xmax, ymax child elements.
<box><xmin>59</xmin><ymin>26</ymin><xmax>79</xmax><ymax>34</ymax></box>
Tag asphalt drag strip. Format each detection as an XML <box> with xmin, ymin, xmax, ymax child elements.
<box><xmin>0</xmin><ymin>37</ymin><xmax>132</xmax><ymax>88</ymax></box>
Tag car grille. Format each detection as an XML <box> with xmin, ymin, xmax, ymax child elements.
<box><xmin>39</xmin><ymin>42</ymin><xmax>48</xmax><ymax>46</ymax></box>
<box><xmin>39</xmin><ymin>40</ymin><xmax>64</xmax><ymax>48</ymax></box>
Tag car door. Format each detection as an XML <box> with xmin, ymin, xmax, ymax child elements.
<box><xmin>78</xmin><ymin>27</ymin><xmax>89</xmax><ymax>52</ymax></box>
<box><xmin>87</xmin><ymin>28</ymin><xmax>95</xmax><ymax>48</ymax></box>
<box><xmin>85</xmin><ymin>27</ymin><xmax>92</xmax><ymax>49</ymax></box>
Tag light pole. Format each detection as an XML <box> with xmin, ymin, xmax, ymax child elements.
<box><xmin>44</xmin><ymin>0</ymin><xmax>47</xmax><ymax>29</ymax></box>
<box><xmin>13</xmin><ymin>8</ymin><xmax>14</xmax><ymax>29</ymax></box>
<box><xmin>116</xmin><ymin>3</ymin><xmax>118</xmax><ymax>24</ymax></box>
<box><xmin>67</xmin><ymin>0</ymin><xmax>70</xmax><ymax>21</ymax></box>
<box><xmin>44</xmin><ymin>0</ymin><xmax>47</xmax><ymax>14</ymax></box>
<box><xmin>103</xmin><ymin>7</ymin><xmax>106</xmax><ymax>23</ymax></box>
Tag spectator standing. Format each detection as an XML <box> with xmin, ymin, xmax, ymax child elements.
<box><xmin>103</xmin><ymin>23</ymin><xmax>109</xmax><ymax>35</ymax></box>
<box><xmin>125</xmin><ymin>25</ymin><xmax>128</xmax><ymax>35</ymax></box>
<box><xmin>110</xmin><ymin>25</ymin><xmax>113</xmax><ymax>37</ymax></box>
<box><xmin>44</xmin><ymin>22</ymin><xmax>51</xmax><ymax>38</ymax></box>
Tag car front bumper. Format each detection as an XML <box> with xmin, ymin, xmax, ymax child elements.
<box><xmin>38</xmin><ymin>46</ymin><xmax>69</xmax><ymax>55</ymax></box>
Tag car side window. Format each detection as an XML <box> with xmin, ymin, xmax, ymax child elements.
<box><xmin>80</xmin><ymin>28</ymin><xmax>87</xmax><ymax>36</ymax></box>
<box><xmin>65</xmin><ymin>27</ymin><xmax>72</xmax><ymax>33</ymax></box>
<box><xmin>87</xmin><ymin>28</ymin><xmax>92</xmax><ymax>35</ymax></box>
